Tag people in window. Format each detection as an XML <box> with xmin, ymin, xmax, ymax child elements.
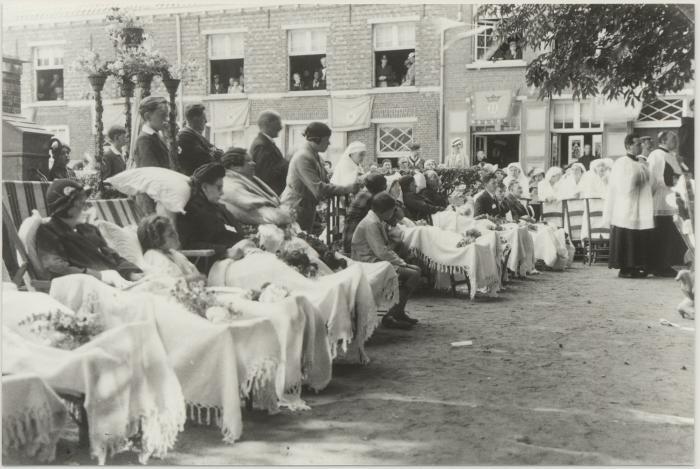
<box><xmin>212</xmin><ymin>74</ymin><xmax>224</xmax><ymax>94</ymax></box>
<box><xmin>311</xmin><ymin>70</ymin><xmax>324</xmax><ymax>90</ymax></box>
<box><xmin>226</xmin><ymin>77</ymin><xmax>241</xmax><ymax>94</ymax></box>
<box><xmin>376</xmin><ymin>54</ymin><xmax>394</xmax><ymax>88</ymax></box>
<box><xmin>319</xmin><ymin>57</ymin><xmax>327</xmax><ymax>85</ymax></box>
<box><xmin>502</xmin><ymin>39</ymin><xmax>522</xmax><ymax>60</ymax></box>
<box><xmin>291</xmin><ymin>72</ymin><xmax>304</xmax><ymax>91</ymax></box>
<box><xmin>37</xmin><ymin>77</ymin><xmax>48</xmax><ymax>101</ymax></box>
<box><xmin>402</xmin><ymin>52</ymin><xmax>415</xmax><ymax>86</ymax></box>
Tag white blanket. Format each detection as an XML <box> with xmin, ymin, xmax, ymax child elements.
<box><xmin>2</xmin><ymin>298</ymin><xmax>185</xmax><ymax>464</ymax></box>
<box><xmin>499</xmin><ymin>223</ymin><xmax>536</xmax><ymax>276</ymax></box>
<box><xmin>2</xmin><ymin>373</ymin><xmax>68</xmax><ymax>462</ymax></box>
<box><xmin>531</xmin><ymin>224</ymin><xmax>570</xmax><ymax>269</ymax></box>
<box><xmin>208</xmin><ymin>252</ymin><xmax>379</xmax><ymax>364</ymax></box>
<box><xmin>398</xmin><ymin>225</ymin><xmax>500</xmax><ymax>298</ymax></box>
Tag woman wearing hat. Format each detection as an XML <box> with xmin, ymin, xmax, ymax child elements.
<box><xmin>34</xmin><ymin>179</ymin><xmax>142</xmax><ymax>286</ymax></box>
<box><xmin>281</xmin><ymin>122</ymin><xmax>360</xmax><ymax>232</ymax></box>
<box><xmin>47</xmin><ymin>138</ymin><xmax>76</xmax><ymax>181</ymax></box>
<box><xmin>176</xmin><ymin>163</ymin><xmax>245</xmax><ymax>268</ymax></box>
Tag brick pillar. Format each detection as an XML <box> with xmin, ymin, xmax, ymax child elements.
<box><xmin>3</xmin><ymin>56</ymin><xmax>23</xmax><ymax>115</ymax></box>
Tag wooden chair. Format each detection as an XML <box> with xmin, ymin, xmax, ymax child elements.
<box><xmin>563</xmin><ymin>198</ymin><xmax>586</xmax><ymax>262</ymax></box>
<box><xmin>582</xmin><ymin>197</ymin><xmax>610</xmax><ymax>266</ymax></box>
<box><xmin>541</xmin><ymin>201</ymin><xmax>564</xmax><ymax>228</ymax></box>
<box><xmin>325</xmin><ymin>194</ymin><xmax>350</xmax><ymax>247</ymax></box>
<box><xmin>2</xmin><ymin>201</ymin><xmax>51</xmax><ymax>293</ymax></box>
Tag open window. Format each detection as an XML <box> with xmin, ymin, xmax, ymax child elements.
<box><xmin>35</xmin><ymin>46</ymin><xmax>64</xmax><ymax>101</ymax></box>
<box><xmin>475</xmin><ymin>19</ymin><xmax>522</xmax><ymax>62</ymax></box>
<box><xmin>377</xmin><ymin>124</ymin><xmax>414</xmax><ymax>159</ymax></box>
<box><xmin>208</xmin><ymin>33</ymin><xmax>245</xmax><ymax>94</ymax></box>
<box><xmin>288</xmin><ymin>29</ymin><xmax>327</xmax><ymax>91</ymax></box>
<box><xmin>373</xmin><ymin>22</ymin><xmax>415</xmax><ymax>88</ymax></box>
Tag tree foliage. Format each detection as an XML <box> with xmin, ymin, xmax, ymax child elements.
<box><xmin>480</xmin><ymin>4</ymin><xmax>694</xmax><ymax>104</ymax></box>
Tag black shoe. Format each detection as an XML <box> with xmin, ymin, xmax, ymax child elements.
<box><xmin>652</xmin><ymin>268</ymin><xmax>677</xmax><ymax>278</ymax></box>
<box><xmin>632</xmin><ymin>270</ymin><xmax>649</xmax><ymax>278</ymax></box>
<box><xmin>393</xmin><ymin>311</ymin><xmax>419</xmax><ymax>325</ymax></box>
<box><xmin>382</xmin><ymin>315</ymin><xmax>413</xmax><ymax>330</ymax></box>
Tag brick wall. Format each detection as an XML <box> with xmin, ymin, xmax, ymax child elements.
<box><xmin>2</xmin><ymin>57</ymin><xmax>23</xmax><ymax>114</ymax></box>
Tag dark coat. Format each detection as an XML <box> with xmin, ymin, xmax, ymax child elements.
<box><xmin>177</xmin><ymin>127</ymin><xmax>219</xmax><ymax>176</ymax></box>
<box><xmin>35</xmin><ymin>217</ymin><xmax>141</xmax><ymax>280</ymax></box>
<box><xmin>176</xmin><ymin>190</ymin><xmax>243</xmax><ymax>259</ymax></box>
<box><xmin>133</xmin><ymin>131</ymin><xmax>170</xmax><ymax>168</ymax></box>
<box><xmin>578</xmin><ymin>153</ymin><xmax>597</xmax><ymax>171</ymax></box>
<box><xmin>402</xmin><ymin>192</ymin><xmax>442</xmax><ymax>221</ymax></box>
<box><xmin>503</xmin><ymin>193</ymin><xmax>529</xmax><ymax>220</ymax></box>
<box><xmin>250</xmin><ymin>133</ymin><xmax>289</xmax><ymax>196</ymax></box>
<box><xmin>421</xmin><ymin>187</ymin><xmax>448</xmax><ymax>209</ymax></box>
<box><xmin>474</xmin><ymin>190</ymin><xmax>501</xmax><ymax>217</ymax></box>
<box><xmin>47</xmin><ymin>165</ymin><xmax>76</xmax><ymax>182</ymax></box>
<box><xmin>101</xmin><ymin>147</ymin><xmax>127</xmax><ymax>180</ymax></box>
<box><xmin>376</xmin><ymin>64</ymin><xmax>394</xmax><ymax>85</ymax></box>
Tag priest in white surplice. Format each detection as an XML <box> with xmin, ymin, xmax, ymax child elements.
<box><xmin>603</xmin><ymin>134</ymin><xmax>654</xmax><ymax>278</ymax></box>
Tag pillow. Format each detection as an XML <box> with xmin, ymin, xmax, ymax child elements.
<box><xmin>94</xmin><ymin>220</ymin><xmax>145</xmax><ymax>269</ymax></box>
<box><xmin>105</xmin><ymin>167</ymin><xmax>191</xmax><ymax>213</ymax></box>
<box><xmin>17</xmin><ymin>210</ymin><xmax>50</xmax><ymax>280</ymax></box>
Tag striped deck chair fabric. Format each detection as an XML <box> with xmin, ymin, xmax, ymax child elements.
<box><xmin>90</xmin><ymin>198</ymin><xmax>142</xmax><ymax>227</ymax></box>
<box><xmin>2</xmin><ymin>181</ymin><xmax>50</xmax><ymax>230</ymax></box>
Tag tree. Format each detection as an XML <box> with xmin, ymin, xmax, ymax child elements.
<box><xmin>480</xmin><ymin>4</ymin><xmax>694</xmax><ymax>104</ymax></box>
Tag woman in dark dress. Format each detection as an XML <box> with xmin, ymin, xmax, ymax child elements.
<box><xmin>176</xmin><ymin>163</ymin><xmax>245</xmax><ymax>270</ymax></box>
<box><xmin>47</xmin><ymin>138</ymin><xmax>76</xmax><ymax>181</ymax></box>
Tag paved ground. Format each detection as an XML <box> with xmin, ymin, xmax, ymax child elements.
<box><xmin>40</xmin><ymin>265</ymin><xmax>695</xmax><ymax>465</ymax></box>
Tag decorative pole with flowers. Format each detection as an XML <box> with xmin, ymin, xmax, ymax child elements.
<box><xmin>163</xmin><ymin>72</ymin><xmax>181</xmax><ymax>172</ymax></box>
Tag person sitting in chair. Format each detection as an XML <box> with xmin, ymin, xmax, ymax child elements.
<box><xmin>503</xmin><ymin>180</ymin><xmax>534</xmax><ymax>221</ymax></box>
<box><xmin>351</xmin><ymin>192</ymin><xmax>421</xmax><ymax>329</ymax></box>
<box><xmin>399</xmin><ymin>175</ymin><xmax>442</xmax><ymax>221</ymax></box>
<box><xmin>474</xmin><ymin>173</ymin><xmax>502</xmax><ymax>217</ymax></box>
<box><xmin>342</xmin><ymin>173</ymin><xmax>388</xmax><ymax>253</ymax></box>
<box><xmin>35</xmin><ymin>179</ymin><xmax>143</xmax><ymax>286</ymax></box>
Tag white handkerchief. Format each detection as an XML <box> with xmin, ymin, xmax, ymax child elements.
<box><xmin>224</xmin><ymin>224</ymin><xmax>238</xmax><ymax>233</ymax></box>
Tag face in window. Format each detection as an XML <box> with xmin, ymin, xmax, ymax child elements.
<box><xmin>292</xmin><ymin>73</ymin><xmax>301</xmax><ymax>84</ymax></box>
<box><xmin>380</xmin><ymin>55</ymin><xmax>388</xmax><ymax>67</ymax></box>
<box><xmin>54</xmin><ymin>87</ymin><xmax>63</xmax><ymax>100</ymax></box>
<box><xmin>320</xmin><ymin>57</ymin><xmax>326</xmax><ymax>68</ymax></box>
<box><xmin>509</xmin><ymin>41</ymin><xmax>518</xmax><ymax>56</ymax></box>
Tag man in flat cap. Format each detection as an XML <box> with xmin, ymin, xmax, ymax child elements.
<box><xmin>281</xmin><ymin>122</ymin><xmax>360</xmax><ymax>232</ymax></box>
<box><xmin>176</xmin><ymin>103</ymin><xmax>223</xmax><ymax>176</ymax></box>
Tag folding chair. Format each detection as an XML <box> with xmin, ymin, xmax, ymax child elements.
<box><xmin>582</xmin><ymin>197</ymin><xmax>610</xmax><ymax>265</ymax></box>
<box><xmin>563</xmin><ymin>198</ymin><xmax>586</xmax><ymax>262</ymax></box>
<box><xmin>2</xmin><ymin>201</ymin><xmax>51</xmax><ymax>293</ymax></box>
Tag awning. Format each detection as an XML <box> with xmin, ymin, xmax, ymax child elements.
<box><xmin>471</xmin><ymin>89</ymin><xmax>514</xmax><ymax>125</ymax></box>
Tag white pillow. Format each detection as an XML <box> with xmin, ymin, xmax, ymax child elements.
<box><xmin>105</xmin><ymin>167</ymin><xmax>191</xmax><ymax>213</ymax></box>
<box><xmin>17</xmin><ymin>210</ymin><xmax>50</xmax><ymax>280</ymax></box>
<box><xmin>95</xmin><ymin>220</ymin><xmax>145</xmax><ymax>269</ymax></box>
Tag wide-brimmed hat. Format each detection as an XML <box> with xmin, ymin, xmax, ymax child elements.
<box><xmin>46</xmin><ymin>179</ymin><xmax>91</xmax><ymax>216</ymax></box>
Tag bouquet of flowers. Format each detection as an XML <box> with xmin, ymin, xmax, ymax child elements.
<box><xmin>18</xmin><ymin>302</ymin><xmax>105</xmax><ymax>351</ymax></box>
<box><xmin>165</xmin><ymin>59</ymin><xmax>201</xmax><ymax>81</ymax></box>
<box><xmin>257</xmin><ymin>283</ymin><xmax>291</xmax><ymax>303</ymax></box>
<box><xmin>106</xmin><ymin>7</ymin><xmax>144</xmax><ymax>48</ymax></box>
<box><xmin>71</xmin><ymin>49</ymin><xmax>108</xmax><ymax>76</ymax></box>
<box><xmin>456</xmin><ymin>228</ymin><xmax>482</xmax><ymax>248</ymax></box>
<box><xmin>171</xmin><ymin>279</ymin><xmax>213</xmax><ymax>317</ymax></box>
<box><xmin>296</xmin><ymin>231</ymin><xmax>347</xmax><ymax>272</ymax></box>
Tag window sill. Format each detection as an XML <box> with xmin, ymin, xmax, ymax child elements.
<box><xmin>26</xmin><ymin>100</ymin><xmax>67</xmax><ymax>107</ymax></box>
<box><xmin>284</xmin><ymin>90</ymin><xmax>330</xmax><ymax>97</ymax></box>
<box><xmin>368</xmin><ymin>86</ymin><xmax>418</xmax><ymax>94</ymax></box>
<box><xmin>466</xmin><ymin>60</ymin><xmax>527</xmax><ymax>70</ymax></box>
<box><xmin>203</xmin><ymin>93</ymin><xmax>248</xmax><ymax>101</ymax></box>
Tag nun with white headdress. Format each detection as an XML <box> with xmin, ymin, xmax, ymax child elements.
<box><xmin>578</xmin><ymin>159</ymin><xmax>609</xmax><ymax>199</ymax></box>
<box><xmin>537</xmin><ymin>167</ymin><xmax>564</xmax><ymax>203</ymax></box>
<box><xmin>502</xmin><ymin>162</ymin><xmax>530</xmax><ymax>194</ymax></box>
<box><xmin>557</xmin><ymin>163</ymin><xmax>586</xmax><ymax>200</ymax></box>
<box><xmin>330</xmin><ymin>141</ymin><xmax>367</xmax><ymax>186</ymax></box>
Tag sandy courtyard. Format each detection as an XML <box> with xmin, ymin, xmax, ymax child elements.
<box><xmin>20</xmin><ymin>264</ymin><xmax>694</xmax><ymax>465</ymax></box>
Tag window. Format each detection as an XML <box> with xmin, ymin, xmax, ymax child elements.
<box><xmin>373</xmin><ymin>22</ymin><xmax>415</xmax><ymax>87</ymax></box>
<box><xmin>637</xmin><ymin>98</ymin><xmax>684</xmax><ymax>122</ymax></box>
<box><xmin>286</xmin><ymin>124</ymin><xmax>346</xmax><ymax>164</ymax></box>
<box><xmin>208</xmin><ymin>33</ymin><xmax>245</xmax><ymax>94</ymax></box>
<box><xmin>377</xmin><ymin>124</ymin><xmax>414</xmax><ymax>158</ymax></box>
<box><xmin>552</xmin><ymin>100</ymin><xmax>601</xmax><ymax>130</ymax></box>
<box><xmin>288</xmin><ymin>29</ymin><xmax>327</xmax><ymax>91</ymax></box>
<box><xmin>475</xmin><ymin>19</ymin><xmax>522</xmax><ymax>62</ymax></box>
<box><xmin>35</xmin><ymin>46</ymin><xmax>64</xmax><ymax>101</ymax></box>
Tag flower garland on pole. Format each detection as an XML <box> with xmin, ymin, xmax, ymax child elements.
<box><xmin>162</xmin><ymin>60</ymin><xmax>200</xmax><ymax>172</ymax></box>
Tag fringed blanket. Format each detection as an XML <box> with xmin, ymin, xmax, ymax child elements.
<box><xmin>48</xmin><ymin>275</ymin><xmax>260</xmax><ymax>445</ymax></box>
<box><xmin>338</xmin><ymin>256</ymin><xmax>400</xmax><ymax>311</ymax></box>
<box><xmin>398</xmin><ymin>225</ymin><xmax>500</xmax><ymax>299</ymax></box>
<box><xmin>531</xmin><ymin>224</ymin><xmax>570</xmax><ymax>269</ymax></box>
<box><xmin>2</xmin><ymin>308</ymin><xmax>185</xmax><ymax>465</ymax></box>
<box><xmin>2</xmin><ymin>373</ymin><xmax>68</xmax><ymax>462</ymax></box>
<box><xmin>499</xmin><ymin>223</ymin><xmax>536</xmax><ymax>276</ymax></box>
<box><xmin>208</xmin><ymin>252</ymin><xmax>379</xmax><ymax>364</ymax></box>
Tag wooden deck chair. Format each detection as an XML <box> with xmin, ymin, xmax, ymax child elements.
<box><xmin>325</xmin><ymin>194</ymin><xmax>350</xmax><ymax>247</ymax></box>
<box><xmin>2</xmin><ymin>180</ymin><xmax>51</xmax><ymax>231</ymax></box>
<box><xmin>2</xmin><ymin>201</ymin><xmax>51</xmax><ymax>293</ymax></box>
<box><xmin>583</xmin><ymin>197</ymin><xmax>610</xmax><ymax>266</ymax></box>
<box><xmin>541</xmin><ymin>201</ymin><xmax>564</xmax><ymax>228</ymax></box>
<box><xmin>563</xmin><ymin>198</ymin><xmax>586</xmax><ymax>262</ymax></box>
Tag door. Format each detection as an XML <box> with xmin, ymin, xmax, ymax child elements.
<box><xmin>472</xmin><ymin>135</ymin><xmax>487</xmax><ymax>165</ymax></box>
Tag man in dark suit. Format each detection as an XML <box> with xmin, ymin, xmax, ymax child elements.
<box><xmin>133</xmin><ymin>96</ymin><xmax>171</xmax><ymax>169</ymax></box>
<box><xmin>474</xmin><ymin>173</ymin><xmax>501</xmax><ymax>217</ymax></box>
<box><xmin>176</xmin><ymin>104</ymin><xmax>223</xmax><ymax>176</ymax></box>
<box><xmin>579</xmin><ymin>143</ymin><xmax>598</xmax><ymax>170</ymax></box>
<box><xmin>249</xmin><ymin>110</ymin><xmax>288</xmax><ymax>196</ymax></box>
<box><xmin>102</xmin><ymin>125</ymin><xmax>128</xmax><ymax>179</ymax></box>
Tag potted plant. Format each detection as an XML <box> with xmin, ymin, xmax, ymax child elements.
<box><xmin>106</xmin><ymin>7</ymin><xmax>144</xmax><ymax>48</ymax></box>
<box><xmin>72</xmin><ymin>49</ymin><xmax>108</xmax><ymax>84</ymax></box>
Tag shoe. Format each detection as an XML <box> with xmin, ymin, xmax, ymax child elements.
<box><xmin>393</xmin><ymin>311</ymin><xmax>419</xmax><ymax>325</ymax></box>
<box><xmin>652</xmin><ymin>268</ymin><xmax>677</xmax><ymax>278</ymax></box>
<box><xmin>618</xmin><ymin>270</ymin><xmax>633</xmax><ymax>278</ymax></box>
<box><xmin>381</xmin><ymin>315</ymin><xmax>413</xmax><ymax>330</ymax></box>
<box><xmin>632</xmin><ymin>270</ymin><xmax>649</xmax><ymax>278</ymax></box>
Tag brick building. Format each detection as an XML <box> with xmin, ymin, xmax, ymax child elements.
<box><xmin>3</xmin><ymin>2</ymin><xmax>694</xmax><ymax>174</ymax></box>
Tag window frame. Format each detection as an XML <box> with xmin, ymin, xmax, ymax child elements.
<box><xmin>287</xmin><ymin>28</ymin><xmax>327</xmax><ymax>56</ymax></box>
<box><xmin>376</xmin><ymin>123</ymin><xmax>415</xmax><ymax>158</ymax></box>
<box><xmin>207</xmin><ymin>32</ymin><xmax>246</xmax><ymax>96</ymax></box>
<box><xmin>550</xmin><ymin>100</ymin><xmax>602</xmax><ymax>132</ymax></box>
<box><xmin>372</xmin><ymin>21</ymin><xmax>416</xmax><ymax>52</ymax></box>
<box><xmin>33</xmin><ymin>45</ymin><xmax>65</xmax><ymax>102</ymax></box>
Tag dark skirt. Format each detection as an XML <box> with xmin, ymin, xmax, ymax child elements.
<box><xmin>608</xmin><ymin>225</ymin><xmax>653</xmax><ymax>270</ymax></box>
<box><xmin>650</xmin><ymin>215</ymin><xmax>687</xmax><ymax>270</ymax></box>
